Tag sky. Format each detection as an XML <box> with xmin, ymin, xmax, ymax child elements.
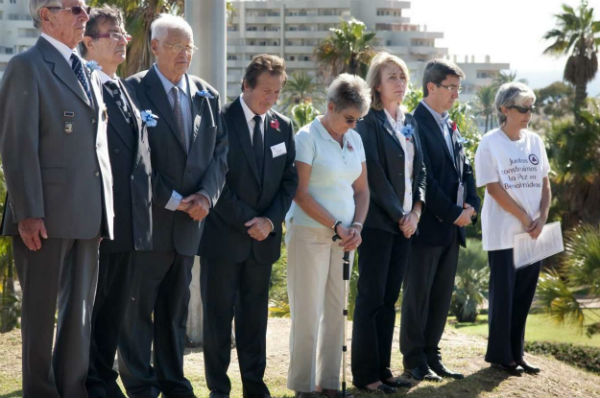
<box><xmin>406</xmin><ymin>0</ymin><xmax>600</xmax><ymax>95</ymax></box>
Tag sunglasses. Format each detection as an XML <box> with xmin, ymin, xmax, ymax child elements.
<box><xmin>344</xmin><ymin>116</ymin><xmax>363</xmax><ymax>125</ymax></box>
<box><xmin>47</xmin><ymin>5</ymin><xmax>91</xmax><ymax>16</ymax></box>
<box><xmin>508</xmin><ymin>105</ymin><xmax>535</xmax><ymax>114</ymax></box>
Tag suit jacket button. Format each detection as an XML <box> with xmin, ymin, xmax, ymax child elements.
<box><xmin>114</xmin><ymin>148</ymin><xmax>120</xmax><ymax>154</ymax></box>
<box><xmin>130</xmin><ymin>175</ymin><xmax>134</xmax><ymax>180</ymax></box>
<box><xmin>95</xmin><ymin>171</ymin><xmax>100</xmax><ymax>177</ymax></box>
<box><xmin>91</xmin><ymin>118</ymin><xmax>97</xmax><ymax>124</ymax></box>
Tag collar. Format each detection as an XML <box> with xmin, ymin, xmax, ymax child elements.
<box><xmin>421</xmin><ymin>100</ymin><xmax>449</xmax><ymax>128</ymax></box>
<box><xmin>240</xmin><ymin>94</ymin><xmax>267</xmax><ymax>124</ymax></box>
<box><xmin>41</xmin><ymin>32</ymin><xmax>75</xmax><ymax>64</ymax></box>
<box><xmin>153</xmin><ymin>63</ymin><xmax>187</xmax><ymax>96</ymax></box>
<box><xmin>98</xmin><ymin>70</ymin><xmax>117</xmax><ymax>85</ymax></box>
<box><xmin>383</xmin><ymin>106</ymin><xmax>405</xmax><ymax>127</ymax></box>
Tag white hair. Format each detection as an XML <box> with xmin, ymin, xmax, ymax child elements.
<box><xmin>326</xmin><ymin>73</ymin><xmax>371</xmax><ymax>116</ymax></box>
<box><xmin>150</xmin><ymin>13</ymin><xmax>193</xmax><ymax>41</ymax></box>
<box><xmin>29</xmin><ymin>0</ymin><xmax>62</xmax><ymax>29</ymax></box>
<box><xmin>495</xmin><ymin>82</ymin><xmax>536</xmax><ymax>124</ymax></box>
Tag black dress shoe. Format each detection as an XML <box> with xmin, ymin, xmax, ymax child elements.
<box><xmin>491</xmin><ymin>362</ymin><xmax>523</xmax><ymax>376</ymax></box>
<box><xmin>356</xmin><ymin>383</ymin><xmax>396</xmax><ymax>394</ymax></box>
<box><xmin>429</xmin><ymin>362</ymin><xmax>464</xmax><ymax>380</ymax></box>
<box><xmin>402</xmin><ymin>366</ymin><xmax>442</xmax><ymax>382</ymax></box>
<box><xmin>209</xmin><ymin>392</ymin><xmax>230</xmax><ymax>398</ymax></box>
<box><xmin>516</xmin><ymin>359</ymin><xmax>541</xmax><ymax>374</ymax></box>
<box><xmin>382</xmin><ymin>377</ymin><xmax>412</xmax><ymax>388</ymax></box>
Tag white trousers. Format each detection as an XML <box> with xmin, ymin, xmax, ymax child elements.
<box><xmin>286</xmin><ymin>223</ymin><xmax>352</xmax><ymax>392</ymax></box>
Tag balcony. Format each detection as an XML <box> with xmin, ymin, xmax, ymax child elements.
<box><xmin>284</xmin><ymin>30</ymin><xmax>329</xmax><ymax>39</ymax></box>
<box><xmin>285</xmin><ymin>60</ymin><xmax>315</xmax><ymax>69</ymax></box>
<box><xmin>243</xmin><ymin>16</ymin><xmax>282</xmax><ymax>24</ymax></box>
<box><xmin>285</xmin><ymin>15</ymin><xmax>344</xmax><ymax>24</ymax></box>
<box><xmin>283</xmin><ymin>45</ymin><xmax>315</xmax><ymax>54</ymax></box>
<box><xmin>242</xmin><ymin>31</ymin><xmax>281</xmax><ymax>39</ymax></box>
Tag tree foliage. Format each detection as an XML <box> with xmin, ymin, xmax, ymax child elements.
<box><xmin>543</xmin><ymin>0</ymin><xmax>600</xmax><ymax>114</ymax></box>
<box><xmin>314</xmin><ymin>18</ymin><xmax>377</xmax><ymax>82</ymax></box>
<box><xmin>279</xmin><ymin>71</ymin><xmax>324</xmax><ymax>114</ymax></box>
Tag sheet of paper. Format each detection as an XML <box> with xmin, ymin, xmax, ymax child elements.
<box><xmin>513</xmin><ymin>221</ymin><xmax>564</xmax><ymax>268</ymax></box>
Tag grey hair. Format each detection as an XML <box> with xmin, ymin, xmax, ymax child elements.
<box><xmin>29</xmin><ymin>0</ymin><xmax>62</xmax><ymax>29</ymax></box>
<box><xmin>494</xmin><ymin>82</ymin><xmax>536</xmax><ymax>125</ymax></box>
<box><xmin>150</xmin><ymin>13</ymin><xmax>193</xmax><ymax>41</ymax></box>
<box><xmin>326</xmin><ymin>73</ymin><xmax>371</xmax><ymax>116</ymax></box>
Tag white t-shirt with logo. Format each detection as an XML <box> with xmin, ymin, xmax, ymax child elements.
<box><xmin>475</xmin><ymin>128</ymin><xmax>550</xmax><ymax>251</ymax></box>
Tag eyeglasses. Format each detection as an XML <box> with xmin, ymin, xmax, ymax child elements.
<box><xmin>163</xmin><ymin>42</ymin><xmax>198</xmax><ymax>54</ymax></box>
<box><xmin>437</xmin><ymin>83</ymin><xmax>462</xmax><ymax>94</ymax></box>
<box><xmin>46</xmin><ymin>5</ymin><xmax>91</xmax><ymax>15</ymax></box>
<box><xmin>508</xmin><ymin>105</ymin><xmax>535</xmax><ymax>114</ymax></box>
<box><xmin>91</xmin><ymin>31</ymin><xmax>132</xmax><ymax>42</ymax></box>
<box><xmin>344</xmin><ymin>116</ymin><xmax>363</xmax><ymax>125</ymax></box>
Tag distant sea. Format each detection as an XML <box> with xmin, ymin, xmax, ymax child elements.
<box><xmin>517</xmin><ymin>69</ymin><xmax>600</xmax><ymax>97</ymax></box>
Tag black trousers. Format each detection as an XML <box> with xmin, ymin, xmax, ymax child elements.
<box><xmin>351</xmin><ymin>228</ymin><xmax>411</xmax><ymax>386</ymax></box>
<box><xmin>201</xmin><ymin>256</ymin><xmax>272</xmax><ymax>398</ymax></box>
<box><xmin>118</xmin><ymin>251</ymin><xmax>194</xmax><ymax>398</ymax></box>
<box><xmin>13</xmin><ymin>237</ymin><xmax>100</xmax><ymax>398</ymax></box>
<box><xmin>400</xmin><ymin>233</ymin><xmax>459</xmax><ymax>369</ymax></box>
<box><xmin>87</xmin><ymin>251</ymin><xmax>135</xmax><ymax>398</ymax></box>
<box><xmin>485</xmin><ymin>249</ymin><xmax>541</xmax><ymax>364</ymax></box>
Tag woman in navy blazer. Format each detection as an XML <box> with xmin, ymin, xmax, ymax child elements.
<box><xmin>351</xmin><ymin>52</ymin><xmax>426</xmax><ymax>394</ymax></box>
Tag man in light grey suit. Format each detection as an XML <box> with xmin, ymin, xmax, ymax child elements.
<box><xmin>118</xmin><ymin>14</ymin><xmax>228</xmax><ymax>398</ymax></box>
<box><xmin>0</xmin><ymin>1</ymin><xmax>114</xmax><ymax>397</ymax></box>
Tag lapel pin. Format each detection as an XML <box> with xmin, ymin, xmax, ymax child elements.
<box><xmin>64</xmin><ymin>121</ymin><xmax>73</xmax><ymax>134</ymax></box>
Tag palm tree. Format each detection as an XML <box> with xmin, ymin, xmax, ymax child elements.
<box><xmin>90</xmin><ymin>0</ymin><xmax>184</xmax><ymax>77</ymax></box>
<box><xmin>475</xmin><ymin>85</ymin><xmax>496</xmax><ymax>132</ymax></box>
<box><xmin>279</xmin><ymin>71</ymin><xmax>324</xmax><ymax>113</ymax></box>
<box><xmin>314</xmin><ymin>18</ymin><xmax>377</xmax><ymax>81</ymax></box>
<box><xmin>543</xmin><ymin>0</ymin><xmax>600</xmax><ymax>115</ymax></box>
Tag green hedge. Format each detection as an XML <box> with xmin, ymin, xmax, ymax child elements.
<box><xmin>525</xmin><ymin>341</ymin><xmax>600</xmax><ymax>374</ymax></box>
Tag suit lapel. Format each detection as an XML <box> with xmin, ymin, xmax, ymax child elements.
<box><xmin>231</xmin><ymin>97</ymin><xmax>261</xmax><ymax>184</ymax></box>
<box><xmin>417</xmin><ymin>103</ymin><xmax>457</xmax><ymax>173</ymax></box>
<box><xmin>375</xmin><ymin>109</ymin><xmax>403</xmax><ymax>151</ymax></box>
<box><xmin>38</xmin><ymin>37</ymin><xmax>92</xmax><ymax>108</ymax></box>
<box><xmin>142</xmin><ymin>68</ymin><xmax>186</xmax><ymax>153</ymax></box>
<box><xmin>262</xmin><ymin>111</ymin><xmax>282</xmax><ymax>184</ymax></box>
<box><xmin>103</xmin><ymin>85</ymin><xmax>134</xmax><ymax>150</ymax></box>
<box><xmin>119</xmin><ymin>78</ymin><xmax>143</xmax><ymax>136</ymax></box>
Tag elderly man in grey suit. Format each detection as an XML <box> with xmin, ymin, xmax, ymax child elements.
<box><xmin>0</xmin><ymin>1</ymin><xmax>114</xmax><ymax>397</ymax></box>
<box><xmin>118</xmin><ymin>14</ymin><xmax>228</xmax><ymax>398</ymax></box>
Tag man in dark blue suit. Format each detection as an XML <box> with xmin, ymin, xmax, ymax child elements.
<box><xmin>80</xmin><ymin>6</ymin><xmax>153</xmax><ymax>397</ymax></box>
<box><xmin>400</xmin><ymin>59</ymin><xmax>480</xmax><ymax>382</ymax></box>
<box><xmin>199</xmin><ymin>54</ymin><xmax>298</xmax><ymax>398</ymax></box>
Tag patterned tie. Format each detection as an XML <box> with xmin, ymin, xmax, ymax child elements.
<box><xmin>252</xmin><ymin>115</ymin><xmax>264</xmax><ymax>174</ymax></box>
<box><xmin>171</xmin><ymin>86</ymin><xmax>189</xmax><ymax>152</ymax></box>
<box><xmin>70</xmin><ymin>53</ymin><xmax>93</xmax><ymax>103</ymax></box>
<box><xmin>104</xmin><ymin>80</ymin><xmax>132</xmax><ymax>124</ymax></box>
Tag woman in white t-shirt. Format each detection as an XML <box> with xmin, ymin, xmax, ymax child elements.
<box><xmin>474</xmin><ymin>82</ymin><xmax>551</xmax><ymax>375</ymax></box>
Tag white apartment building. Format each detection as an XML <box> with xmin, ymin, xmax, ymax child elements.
<box><xmin>0</xmin><ymin>0</ymin><xmax>37</xmax><ymax>80</ymax></box>
<box><xmin>227</xmin><ymin>0</ymin><xmax>509</xmax><ymax>101</ymax></box>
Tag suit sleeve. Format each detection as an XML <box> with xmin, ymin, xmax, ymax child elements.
<box><xmin>412</xmin><ymin>121</ymin><xmax>427</xmax><ymax>205</ymax></box>
<box><xmin>420</xmin><ymin>131</ymin><xmax>463</xmax><ymax>224</ymax></box>
<box><xmin>355</xmin><ymin>116</ymin><xmax>404</xmax><ymax>222</ymax></box>
<box><xmin>261</xmin><ymin>119</ymin><xmax>298</xmax><ymax>229</ymax></box>
<box><xmin>197</xmin><ymin>93</ymin><xmax>228</xmax><ymax>205</ymax></box>
<box><xmin>0</xmin><ymin>56</ymin><xmax>44</xmax><ymax>221</ymax></box>
<box><xmin>463</xmin><ymin>156</ymin><xmax>480</xmax><ymax>216</ymax></box>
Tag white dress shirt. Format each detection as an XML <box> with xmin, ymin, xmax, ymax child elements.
<box><xmin>384</xmin><ymin>107</ymin><xmax>414</xmax><ymax>214</ymax></box>
<box><xmin>421</xmin><ymin>100</ymin><xmax>454</xmax><ymax>157</ymax></box>
<box><xmin>240</xmin><ymin>93</ymin><xmax>266</xmax><ymax>144</ymax></box>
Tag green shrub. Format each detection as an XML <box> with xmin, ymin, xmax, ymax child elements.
<box><xmin>450</xmin><ymin>239</ymin><xmax>489</xmax><ymax>322</ymax></box>
<box><xmin>525</xmin><ymin>341</ymin><xmax>600</xmax><ymax>374</ymax></box>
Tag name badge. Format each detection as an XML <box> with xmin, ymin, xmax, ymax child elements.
<box><xmin>270</xmin><ymin>142</ymin><xmax>287</xmax><ymax>158</ymax></box>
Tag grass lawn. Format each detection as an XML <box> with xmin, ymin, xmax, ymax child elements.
<box><xmin>449</xmin><ymin>310</ymin><xmax>600</xmax><ymax>347</ymax></box>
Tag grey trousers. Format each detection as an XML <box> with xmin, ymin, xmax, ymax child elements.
<box><xmin>13</xmin><ymin>236</ymin><xmax>100</xmax><ymax>398</ymax></box>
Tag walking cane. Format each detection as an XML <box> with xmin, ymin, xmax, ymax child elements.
<box><xmin>332</xmin><ymin>232</ymin><xmax>351</xmax><ymax>398</ymax></box>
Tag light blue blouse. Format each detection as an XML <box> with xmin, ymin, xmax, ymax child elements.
<box><xmin>287</xmin><ymin>117</ymin><xmax>366</xmax><ymax>229</ymax></box>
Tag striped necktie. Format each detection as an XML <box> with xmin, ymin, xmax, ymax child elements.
<box><xmin>70</xmin><ymin>54</ymin><xmax>93</xmax><ymax>103</ymax></box>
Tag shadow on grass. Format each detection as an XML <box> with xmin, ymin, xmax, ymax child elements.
<box><xmin>404</xmin><ymin>367</ymin><xmax>512</xmax><ymax>398</ymax></box>
<box><xmin>0</xmin><ymin>390</ymin><xmax>22</xmax><ymax>398</ymax></box>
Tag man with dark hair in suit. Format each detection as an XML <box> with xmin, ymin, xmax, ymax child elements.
<box><xmin>199</xmin><ymin>54</ymin><xmax>298</xmax><ymax>398</ymax></box>
<box><xmin>119</xmin><ymin>13</ymin><xmax>228</xmax><ymax>398</ymax></box>
<box><xmin>0</xmin><ymin>1</ymin><xmax>114</xmax><ymax>396</ymax></box>
<box><xmin>400</xmin><ymin>59</ymin><xmax>480</xmax><ymax>382</ymax></box>
<box><xmin>80</xmin><ymin>5</ymin><xmax>152</xmax><ymax>398</ymax></box>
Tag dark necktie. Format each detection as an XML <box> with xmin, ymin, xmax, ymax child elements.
<box><xmin>70</xmin><ymin>54</ymin><xmax>93</xmax><ymax>103</ymax></box>
<box><xmin>171</xmin><ymin>86</ymin><xmax>188</xmax><ymax>152</ymax></box>
<box><xmin>104</xmin><ymin>80</ymin><xmax>132</xmax><ymax>125</ymax></box>
<box><xmin>253</xmin><ymin>114</ymin><xmax>264</xmax><ymax>173</ymax></box>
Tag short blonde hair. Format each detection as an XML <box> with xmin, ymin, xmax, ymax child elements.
<box><xmin>366</xmin><ymin>51</ymin><xmax>410</xmax><ymax>111</ymax></box>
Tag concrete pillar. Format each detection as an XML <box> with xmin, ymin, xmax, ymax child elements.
<box><xmin>186</xmin><ymin>0</ymin><xmax>227</xmax><ymax>101</ymax></box>
<box><xmin>183</xmin><ymin>0</ymin><xmax>227</xmax><ymax>346</ymax></box>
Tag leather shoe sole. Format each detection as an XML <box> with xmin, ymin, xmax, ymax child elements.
<box><xmin>383</xmin><ymin>378</ymin><xmax>412</xmax><ymax>388</ymax></box>
<box><xmin>429</xmin><ymin>364</ymin><xmax>464</xmax><ymax>380</ymax></box>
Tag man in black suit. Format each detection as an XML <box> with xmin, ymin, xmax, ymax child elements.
<box><xmin>400</xmin><ymin>59</ymin><xmax>480</xmax><ymax>382</ymax></box>
<box><xmin>119</xmin><ymin>14</ymin><xmax>228</xmax><ymax>398</ymax></box>
<box><xmin>80</xmin><ymin>6</ymin><xmax>152</xmax><ymax>398</ymax></box>
<box><xmin>199</xmin><ymin>54</ymin><xmax>298</xmax><ymax>398</ymax></box>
